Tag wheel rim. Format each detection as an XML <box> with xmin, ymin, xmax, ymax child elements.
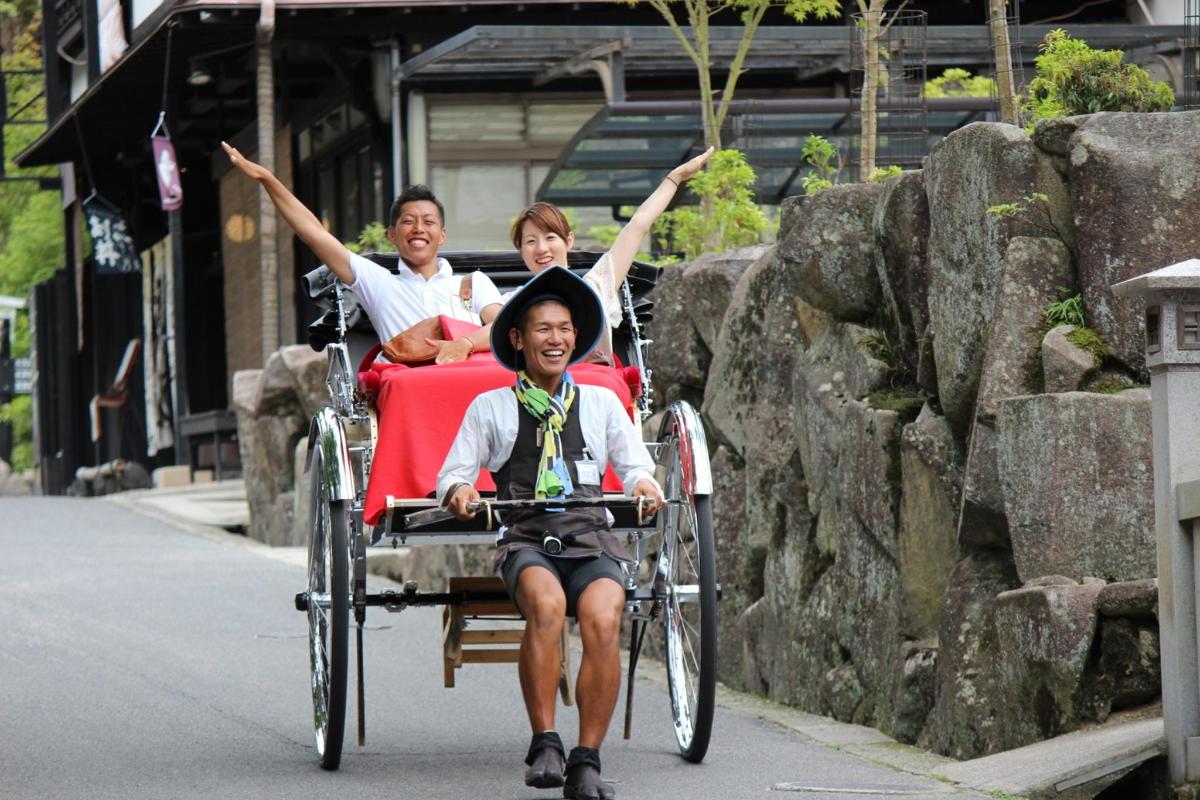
<box><xmin>308</xmin><ymin>481</ymin><xmax>334</xmax><ymax>756</ymax></box>
<box><xmin>660</xmin><ymin>433</ymin><xmax>705</xmax><ymax>754</ymax></box>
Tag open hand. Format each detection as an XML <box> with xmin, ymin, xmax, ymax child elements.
<box><xmin>669</xmin><ymin>146</ymin><xmax>715</xmax><ymax>184</ymax></box>
<box><xmin>221</xmin><ymin>141</ymin><xmax>272</xmax><ymax>182</ymax></box>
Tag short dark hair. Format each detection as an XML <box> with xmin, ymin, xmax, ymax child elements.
<box><xmin>389</xmin><ymin>184</ymin><xmax>445</xmax><ymax>227</ymax></box>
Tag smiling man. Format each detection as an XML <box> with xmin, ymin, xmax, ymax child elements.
<box><xmin>437</xmin><ymin>266</ymin><xmax>663</xmax><ymax>800</ymax></box>
<box><xmin>222</xmin><ymin>142</ymin><xmax>502</xmax><ymax>350</ymax></box>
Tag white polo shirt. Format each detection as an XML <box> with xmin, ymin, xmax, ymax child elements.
<box><xmin>347</xmin><ymin>252</ymin><xmax>503</xmax><ymax>342</ymax></box>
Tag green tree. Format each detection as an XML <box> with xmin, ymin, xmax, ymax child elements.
<box><xmin>0</xmin><ymin>4</ymin><xmax>64</xmax><ymax>470</ymax></box>
<box><xmin>853</xmin><ymin>1</ymin><xmax>923</xmax><ymax>179</ymax></box>
<box><xmin>633</xmin><ymin>0</ymin><xmax>840</xmax><ymax>151</ymax></box>
<box><xmin>652</xmin><ymin>148</ymin><xmax>769</xmax><ymax>260</ymax></box>
<box><xmin>1022</xmin><ymin>29</ymin><xmax>1174</xmax><ymax>125</ymax></box>
<box><xmin>0</xmin><ymin>3</ymin><xmax>60</xmax><ymax>309</ymax></box>
<box><xmin>988</xmin><ymin>0</ymin><xmax>1020</xmax><ymax>124</ymax></box>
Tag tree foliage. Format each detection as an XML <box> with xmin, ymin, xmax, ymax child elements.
<box><xmin>1023</xmin><ymin>29</ymin><xmax>1175</xmax><ymax>125</ymax></box>
<box><xmin>0</xmin><ymin>3</ymin><xmax>61</xmax><ymax>321</ymax></box>
<box><xmin>0</xmin><ymin>5</ymin><xmax>62</xmax><ymax>471</ymax></box>
<box><xmin>800</xmin><ymin>134</ymin><xmax>841</xmax><ymax>195</ymax></box>
<box><xmin>652</xmin><ymin>148</ymin><xmax>769</xmax><ymax>261</ymax></box>
<box><xmin>633</xmin><ymin>0</ymin><xmax>840</xmax><ymax>150</ymax></box>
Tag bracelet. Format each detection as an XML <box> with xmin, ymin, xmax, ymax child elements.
<box><xmin>458</xmin><ymin>337</ymin><xmax>474</xmax><ymax>354</ymax></box>
<box><xmin>663</xmin><ymin>175</ymin><xmax>680</xmax><ymax>187</ymax></box>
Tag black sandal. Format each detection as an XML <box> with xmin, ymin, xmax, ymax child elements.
<box><xmin>563</xmin><ymin>746</ymin><xmax>615</xmax><ymax>800</ymax></box>
<box><xmin>525</xmin><ymin>731</ymin><xmax>566</xmax><ymax>788</ymax></box>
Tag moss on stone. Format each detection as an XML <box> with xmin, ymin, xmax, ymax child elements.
<box><xmin>865</xmin><ymin>389</ymin><xmax>926</xmax><ymax>421</ymax></box>
<box><xmin>1084</xmin><ymin>373</ymin><xmax>1139</xmax><ymax>395</ymax></box>
<box><xmin>1065</xmin><ymin>325</ymin><xmax>1110</xmax><ymax>359</ymax></box>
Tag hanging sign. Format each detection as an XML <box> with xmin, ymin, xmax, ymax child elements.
<box><xmin>151</xmin><ymin>134</ymin><xmax>183</xmax><ymax>210</ymax></box>
<box><xmin>84</xmin><ymin>196</ymin><xmax>140</xmax><ymax>274</ymax></box>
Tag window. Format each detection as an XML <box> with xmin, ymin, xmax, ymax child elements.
<box><xmin>1146</xmin><ymin>306</ymin><xmax>1161</xmax><ymax>354</ymax></box>
<box><xmin>1181</xmin><ymin>305</ymin><xmax>1200</xmax><ymax>351</ymax></box>
<box><xmin>425</xmin><ymin>96</ymin><xmax>606</xmax><ymax>251</ymax></box>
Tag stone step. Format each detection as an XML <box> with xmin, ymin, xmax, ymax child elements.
<box><xmin>938</xmin><ymin>716</ymin><xmax>1164</xmax><ymax>799</ymax></box>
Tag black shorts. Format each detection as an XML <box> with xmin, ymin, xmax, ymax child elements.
<box><xmin>500</xmin><ymin>549</ymin><xmax>626</xmax><ymax>618</ymax></box>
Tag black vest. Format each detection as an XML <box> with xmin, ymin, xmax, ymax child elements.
<box><xmin>493</xmin><ymin>387</ymin><xmax>631</xmax><ymax>563</ymax></box>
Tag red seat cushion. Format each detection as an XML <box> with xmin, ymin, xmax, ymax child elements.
<box><xmin>362</xmin><ymin>360</ymin><xmax>632</xmax><ymax>525</ymax></box>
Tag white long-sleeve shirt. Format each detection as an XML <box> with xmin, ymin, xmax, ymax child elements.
<box><xmin>436</xmin><ymin>382</ymin><xmax>660</xmax><ymax>506</ymax></box>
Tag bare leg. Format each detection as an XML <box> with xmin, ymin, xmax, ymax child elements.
<box><xmin>515</xmin><ymin>566</ymin><xmax>567</xmax><ymax>733</ymax></box>
<box><xmin>574</xmin><ymin>578</ymin><xmax>625</xmax><ymax>748</ymax></box>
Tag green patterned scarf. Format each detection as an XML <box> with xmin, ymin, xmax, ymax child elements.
<box><xmin>514</xmin><ymin>371</ymin><xmax>576</xmax><ymax>499</ymax></box>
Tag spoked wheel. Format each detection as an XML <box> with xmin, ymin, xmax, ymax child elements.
<box><xmin>306</xmin><ymin>455</ymin><xmax>349</xmax><ymax>770</ymax></box>
<box><xmin>655</xmin><ymin>403</ymin><xmax>717</xmax><ymax>763</ymax></box>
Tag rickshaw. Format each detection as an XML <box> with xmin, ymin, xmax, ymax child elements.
<box><xmin>293</xmin><ymin>251</ymin><xmax>717</xmax><ymax>771</ymax></box>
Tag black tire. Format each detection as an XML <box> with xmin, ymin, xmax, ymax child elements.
<box><xmin>307</xmin><ymin>455</ymin><xmax>349</xmax><ymax>771</ymax></box>
<box><xmin>658</xmin><ymin>429</ymin><xmax>718</xmax><ymax>764</ymax></box>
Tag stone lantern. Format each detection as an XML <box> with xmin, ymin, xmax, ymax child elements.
<box><xmin>1113</xmin><ymin>258</ymin><xmax>1200</xmax><ymax>785</ymax></box>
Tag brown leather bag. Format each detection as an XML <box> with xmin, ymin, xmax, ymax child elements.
<box><xmin>380</xmin><ymin>275</ymin><xmax>473</xmax><ymax>363</ymax></box>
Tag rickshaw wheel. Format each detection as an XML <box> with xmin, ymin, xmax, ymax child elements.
<box><xmin>656</xmin><ymin>413</ymin><xmax>717</xmax><ymax>764</ymax></box>
<box><xmin>307</xmin><ymin>456</ymin><xmax>349</xmax><ymax>771</ymax></box>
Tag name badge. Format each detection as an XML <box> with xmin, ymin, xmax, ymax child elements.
<box><xmin>575</xmin><ymin>459</ymin><xmax>601</xmax><ymax>486</ymax></box>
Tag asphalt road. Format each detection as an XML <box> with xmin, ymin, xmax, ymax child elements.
<box><xmin>0</xmin><ymin>497</ymin><xmax>985</xmax><ymax>800</ymax></box>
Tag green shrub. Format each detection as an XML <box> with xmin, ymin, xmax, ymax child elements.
<box><xmin>1023</xmin><ymin>29</ymin><xmax>1174</xmax><ymax>125</ymax></box>
<box><xmin>343</xmin><ymin>221</ymin><xmax>391</xmax><ymax>255</ymax></box>
<box><xmin>868</xmin><ymin>165</ymin><xmax>903</xmax><ymax>183</ymax></box>
<box><xmin>925</xmin><ymin>68</ymin><xmax>997</xmax><ymax>98</ymax></box>
<box><xmin>0</xmin><ymin>395</ymin><xmax>33</xmax><ymax>471</ymax></box>
<box><xmin>800</xmin><ymin>134</ymin><xmax>842</xmax><ymax>195</ymax></box>
<box><xmin>1044</xmin><ymin>292</ymin><xmax>1086</xmax><ymax>328</ymax></box>
<box><xmin>653</xmin><ymin>148</ymin><xmax>769</xmax><ymax>261</ymax></box>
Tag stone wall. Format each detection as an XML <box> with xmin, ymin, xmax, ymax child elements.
<box><xmin>232</xmin><ymin>343</ymin><xmax>327</xmax><ymax>546</ymax></box>
<box><xmin>648</xmin><ymin>112</ymin><xmax>1200</xmax><ymax>758</ymax></box>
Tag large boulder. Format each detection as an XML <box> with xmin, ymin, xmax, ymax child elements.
<box><xmin>280</xmin><ymin>344</ymin><xmax>330</xmax><ymax>419</ymax></box>
<box><xmin>680</xmin><ymin>246</ymin><xmax>766</xmax><ymax>350</ymax></box>
<box><xmin>926</xmin><ymin>122</ymin><xmax>1071</xmax><ymax>432</ymax></box>
<box><xmin>1042</xmin><ymin>325</ymin><xmax>1100</xmax><ymax>393</ymax></box>
<box><xmin>796</xmin><ymin>322</ymin><xmax>891</xmax><ymax>403</ymax></box>
<box><xmin>703</xmin><ymin>249</ymin><xmax>807</xmax><ymax>463</ymax></box>
<box><xmin>921</xmin><ymin>549</ymin><xmax>1020</xmax><ymax>759</ymax></box>
<box><xmin>997</xmin><ymin>390</ymin><xmax>1154</xmax><ymax>583</ymax></box>
<box><xmin>792</xmin><ymin>371</ymin><xmax>897</xmax><ymax>554</ymax></box>
<box><xmin>775</xmin><ymin>183</ymin><xmax>885</xmax><ymax>322</ymax></box>
<box><xmin>898</xmin><ymin>405</ymin><xmax>964</xmax><ymax>640</ymax></box>
<box><xmin>256</xmin><ymin>349</ymin><xmax>304</xmax><ymax>418</ymax></box>
<box><xmin>237</xmin><ymin>411</ymin><xmax>305</xmax><ymax>544</ymax></box>
<box><xmin>873</xmin><ymin>170</ymin><xmax>932</xmax><ymax>385</ymax></box>
<box><xmin>709</xmin><ymin>446</ymin><xmax>754</xmax><ymax>689</ymax></box>
<box><xmin>1090</xmin><ymin>616</ymin><xmax>1161</xmax><ymax>714</ymax></box>
<box><xmin>643</xmin><ymin>262</ymin><xmax>708</xmax><ymax>409</ymax></box>
<box><xmin>989</xmin><ymin>579</ymin><xmax>1104</xmax><ymax>747</ymax></box>
<box><xmin>1068</xmin><ymin>111</ymin><xmax>1200</xmax><ymax>373</ymax></box>
<box><xmin>959</xmin><ymin>236</ymin><xmax>1074</xmax><ymax>548</ymax></box>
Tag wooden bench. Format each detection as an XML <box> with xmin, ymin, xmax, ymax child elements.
<box><xmin>442</xmin><ymin>576</ymin><xmax>575</xmax><ymax>705</ymax></box>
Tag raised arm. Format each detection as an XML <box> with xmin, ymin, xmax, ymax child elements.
<box><xmin>607</xmin><ymin>146</ymin><xmax>714</xmax><ymax>283</ymax></box>
<box><xmin>221</xmin><ymin>141</ymin><xmax>354</xmax><ymax>284</ymax></box>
